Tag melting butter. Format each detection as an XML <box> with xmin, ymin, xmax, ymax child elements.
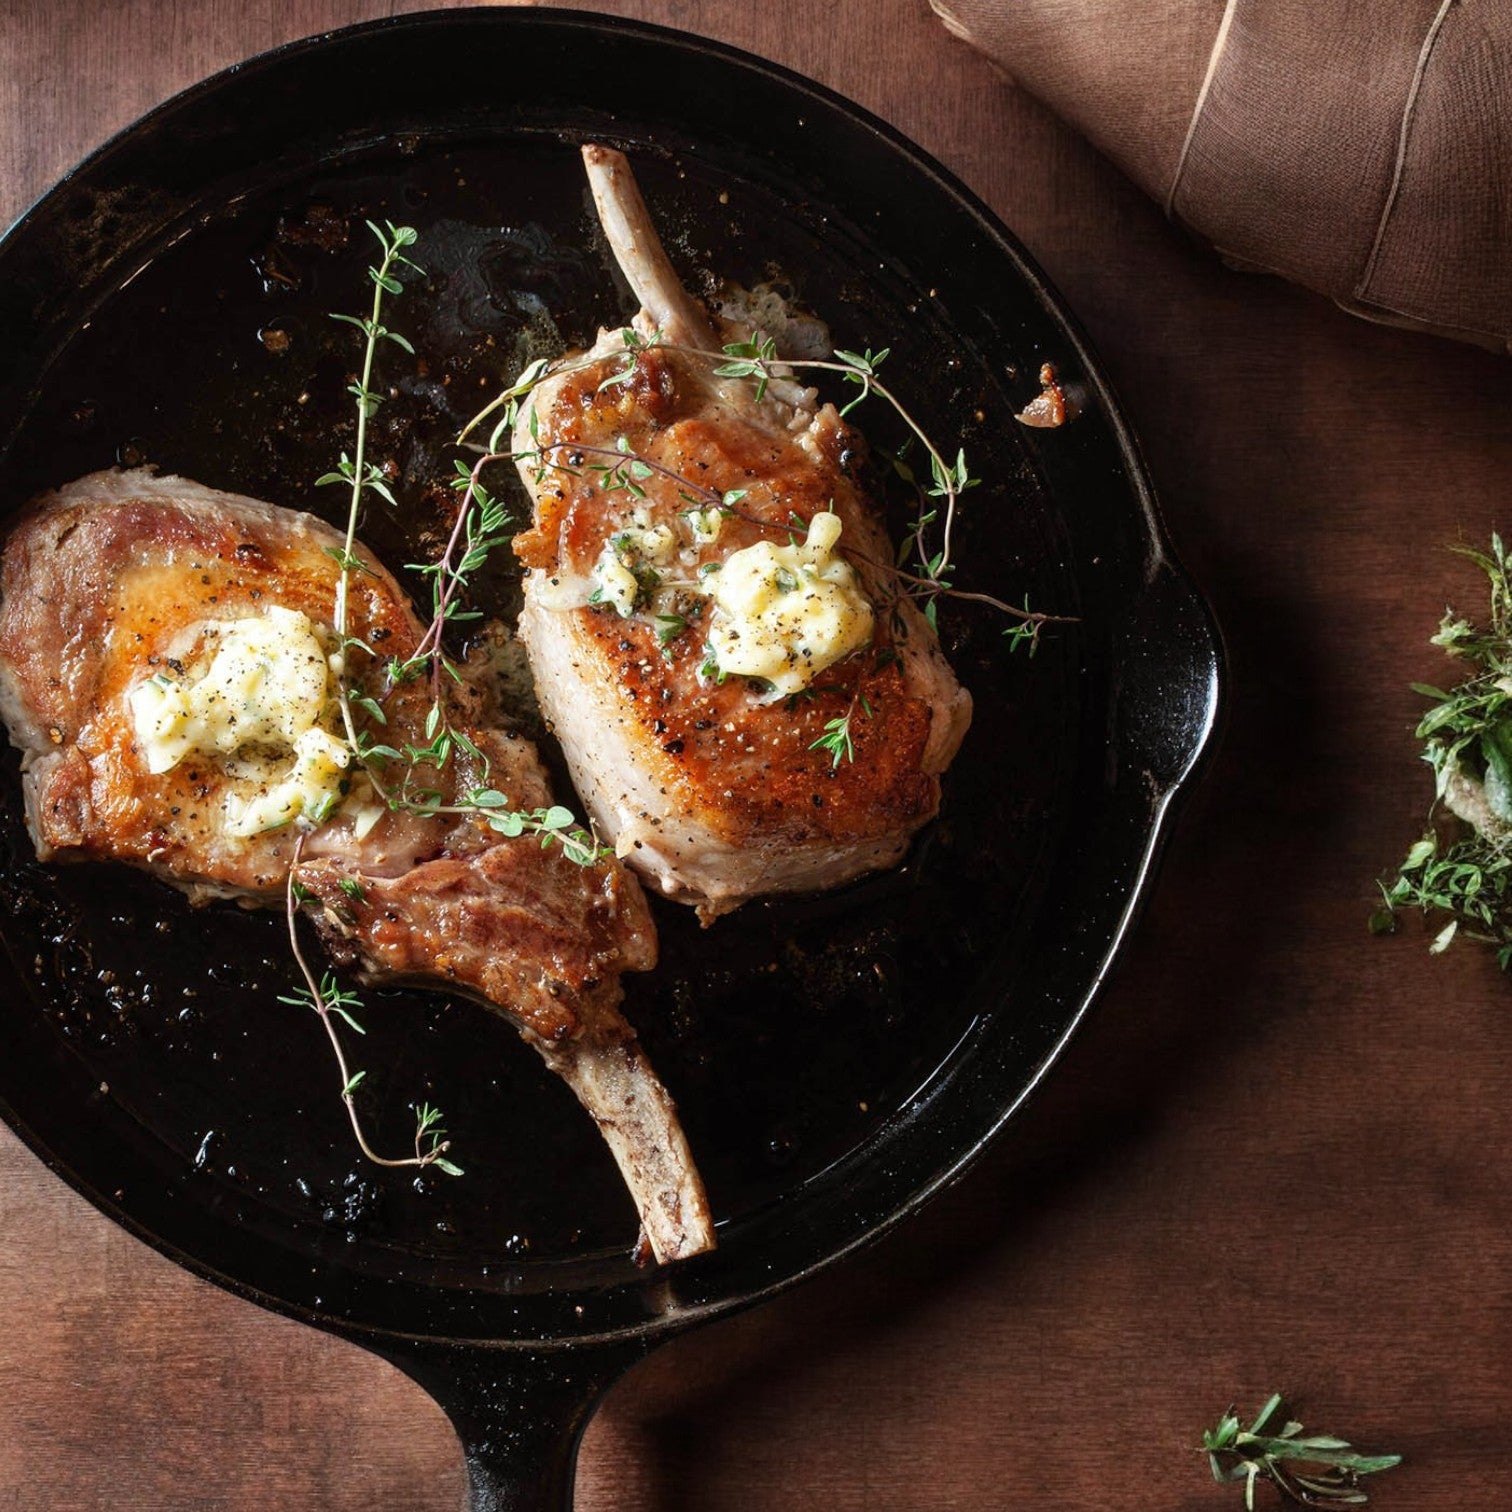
<box><xmin>129</xmin><ymin>605</ymin><xmax>351</xmax><ymax>837</ymax></box>
<box><xmin>590</xmin><ymin>513</ymin><xmax>679</xmax><ymax>617</ymax></box>
<box><xmin>706</xmin><ymin>511</ymin><xmax>872</xmax><ymax>697</ymax></box>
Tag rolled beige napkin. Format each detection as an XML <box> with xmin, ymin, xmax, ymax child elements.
<box><xmin>933</xmin><ymin>0</ymin><xmax>1512</xmax><ymax>352</ymax></box>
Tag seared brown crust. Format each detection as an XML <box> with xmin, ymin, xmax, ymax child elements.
<box><xmin>298</xmin><ymin>842</ymin><xmax>656</xmax><ymax>1045</ymax></box>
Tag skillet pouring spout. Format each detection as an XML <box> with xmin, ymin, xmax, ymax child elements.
<box><xmin>1119</xmin><ymin>556</ymin><xmax>1224</xmax><ymax>796</ymax></box>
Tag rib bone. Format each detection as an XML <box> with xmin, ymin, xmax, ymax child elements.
<box><xmin>583</xmin><ymin>144</ymin><xmax>717</xmax><ymax>348</ymax></box>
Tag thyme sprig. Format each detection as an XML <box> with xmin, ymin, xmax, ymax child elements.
<box><xmin>317</xmin><ymin>223</ymin><xmax>605</xmax><ymax>865</ymax></box>
<box><xmin>1373</xmin><ymin>534</ymin><xmax>1512</xmax><ymax>964</ymax></box>
<box><xmin>282</xmin><ymin>850</ymin><xmax>462</xmax><ymax>1177</ymax></box>
<box><xmin>460</xmin><ymin>794</ymin><xmax>604</xmax><ymax>866</ymax></box>
<box><xmin>298</xmin><ymin>219</ymin><xmax>469</xmax><ymax>1174</ymax></box>
<box><xmin>475</xmin><ymin>335</ymin><xmax>1063</xmax><ymax>653</ymax></box>
<box><xmin>285</xmin><ymin>224</ymin><xmax>611</xmax><ymax>1174</ymax></box>
<box><xmin>696</xmin><ymin>338</ymin><xmax>978</xmax><ymax>631</ymax></box>
<box><xmin>317</xmin><ymin>219</ymin><xmax>421</xmax><ymax>761</ymax></box>
<box><xmin>810</xmin><ymin>691</ymin><xmax>874</xmax><ymax>768</ymax></box>
<box><xmin>389</xmin><ymin>455</ymin><xmax>515</xmax><ymax>698</ymax></box>
<box><xmin>1202</xmin><ymin>1394</ymin><xmax>1400</xmax><ymax>1509</ymax></box>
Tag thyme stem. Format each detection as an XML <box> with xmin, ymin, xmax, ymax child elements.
<box><xmin>333</xmin><ymin>237</ymin><xmax>401</xmax><ymax>748</ymax></box>
<box><xmin>283</xmin><ymin>839</ymin><xmax>458</xmax><ymax>1173</ymax></box>
<box><xmin>405</xmin><ymin>451</ymin><xmax>512</xmax><ymax>703</ymax></box>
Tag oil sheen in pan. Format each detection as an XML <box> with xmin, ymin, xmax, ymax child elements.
<box><xmin>0</xmin><ymin>135</ymin><xmax>1073</xmax><ymax>1277</ymax></box>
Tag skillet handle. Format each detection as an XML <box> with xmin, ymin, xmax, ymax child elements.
<box><xmin>378</xmin><ymin>1336</ymin><xmax>650</xmax><ymax>1511</ymax></box>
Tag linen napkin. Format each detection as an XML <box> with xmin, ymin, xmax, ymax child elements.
<box><xmin>932</xmin><ymin>0</ymin><xmax>1512</xmax><ymax>351</ymax></box>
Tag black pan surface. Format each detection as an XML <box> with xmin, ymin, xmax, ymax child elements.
<box><xmin>0</xmin><ymin>4</ymin><xmax>1217</xmax><ymax>1398</ymax></box>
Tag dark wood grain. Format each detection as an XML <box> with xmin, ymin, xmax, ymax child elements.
<box><xmin>2</xmin><ymin>1</ymin><xmax>1509</xmax><ymax>1508</ymax></box>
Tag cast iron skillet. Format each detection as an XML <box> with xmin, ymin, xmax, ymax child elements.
<box><xmin>0</xmin><ymin>10</ymin><xmax>1222</xmax><ymax>1508</ymax></box>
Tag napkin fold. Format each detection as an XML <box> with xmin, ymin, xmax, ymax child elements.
<box><xmin>933</xmin><ymin>0</ymin><xmax>1512</xmax><ymax>351</ymax></box>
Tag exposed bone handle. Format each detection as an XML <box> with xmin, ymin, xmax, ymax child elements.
<box><xmin>528</xmin><ymin>1025</ymin><xmax>714</xmax><ymax>1265</ymax></box>
<box><xmin>582</xmin><ymin>144</ymin><xmax>717</xmax><ymax>349</ymax></box>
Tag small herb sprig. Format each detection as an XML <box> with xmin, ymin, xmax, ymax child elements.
<box><xmin>1373</xmin><ymin>535</ymin><xmax>1512</xmax><ymax>963</ymax></box>
<box><xmin>316</xmin><ymin>219</ymin><xmax>421</xmax><ymax>757</ymax></box>
<box><xmin>459</xmin><ymin>794</ymin><xmax>604</xmax><ymax>867</ymax></box>
<box><xmin>283</xmin><ymin>854</ymin><xmax>461</xmax><ymax>1177</ymax></box>
<box><xmin>810</xmin><ymin>691</ymin><xmax>874</xmax><ymax>768</ymax></box>
<box><xmin>698</xmin><ymin>338</ymin><xmax>981</xmax><ymax>633</ymax></box>
<box><xmin>387</xmin><ymin>456</ymin><xmax>514</xmax><ymax>698</ymax></box>
<box><xmin>1202</xmin><ymin>1394</ymin><xmax>1401</xmax><ymax>1509</ymax></box>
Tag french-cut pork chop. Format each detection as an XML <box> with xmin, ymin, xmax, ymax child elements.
<box><xmin>512</xmin><ymin>145</ymin><xmax>972</xmax><ymax>920</ymax></box>
<box><xmin>0</xmin><ymin>467</ymin><xmax>713</xmax><ymax>1263</ymax></box>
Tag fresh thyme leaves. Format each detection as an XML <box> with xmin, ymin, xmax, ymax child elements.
<box><xmin>810</xmin><ymin>692</ymin><xmax>874</xmax><ymax>768</ymax></box>
<box><xmin>656</xmin><ymin>612</ymin><xmax>689</xmax><ymax>648</ymax></box>
<box><xmin>315</xmin><ymin>223</ymin><xmax>603</xmax><ymax>864</ymax></box>
<box><xmin>1002</xmin><ymin>595</ymin><xmax>1042</xmax><ymax>656</ymax></box>
<box><xmin>834</xmin><ymin>346</ymin><xmax>889</xmax><ymax>418</ymax></box>
<box><xmin>714</xmin><ymin>333</ymin><xmax>778</xmax><ymax>403</ymax></box>
<box><xmin>1202</xmin><ymin>1394</ymin><xmax>1401</xmax><ymax>1509</ymax></box>
<box><xmin>282</xmin><ymin>847</ymin><xmax>461</xmax><ymax>1177</ymax></box>
<box><xmin>1374</xmin><ymin>535</ymin><xmax>1512</xmax><ymax>964</ymax></box>
<box><xmin>1372</xmin><ymin>833</ymin><xmax>1512</xmax><ymax>963</ymax></box>
<box><xmin>291</xmin><ymin>220</ymin><xmax>467</xmax><ymax>1177</ymax></box>
<box><xmin>465</xmin><ymin>792</ymin><xmax>605</xmax><ymax>866</ymax></box>
<box><xmin>388</xmin><ymin>457</ymin><xmax>515</xmax><ymax>696</ymax></box>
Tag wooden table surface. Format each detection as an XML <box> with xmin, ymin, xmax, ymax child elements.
<box><xmin>2</xmin><ymin>2</ymin><xmax>1509</xmax><ymax>1508</ymax></box>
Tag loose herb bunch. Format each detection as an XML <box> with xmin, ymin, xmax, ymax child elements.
<box><xmin>1202</xmin><ymin>1394</ymin><xmax>1401</xmax><ymax>1509</ymax></box>
<box><xmin>1373</xmin><ymin>535</ymin><xmax>1512</xmax><ymax>964</ymax></box>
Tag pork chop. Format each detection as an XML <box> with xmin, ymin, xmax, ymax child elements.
<box><xmin>512</xmin><ymin>146</ymin><xmax>972</xmax><ymax>920</ymax></box>
<box><xmin>0</xmin><ymin>466</ymin><xmax>713</xmax><ymax>1263</ymax></box>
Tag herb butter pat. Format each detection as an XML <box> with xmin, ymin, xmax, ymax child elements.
<box><xmin>707</xmin><ymin>511</ymin><xmax>872</xmax><ymax>697</ymax></box>
<box><xmin>128</xmin><ymin>605</ymin><xmax>351</xmax><ymax>836</ymax></box>
<box><xmin>591</xmin><ymin>514</ymin><xmax>678</xmax><ymax>617</ymax></box>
